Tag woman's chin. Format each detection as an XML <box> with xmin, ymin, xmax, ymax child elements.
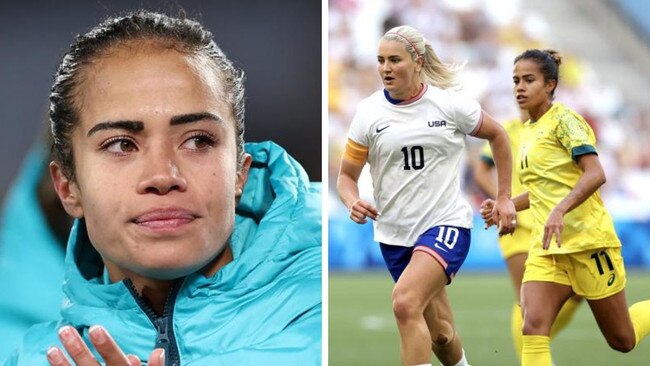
<box><xmin>107</xmin><ymin>243</ymin><xmax>231</xmax><ymax>281</ymax></box>
<box><xmin>138</xmin><ymin>264</ymin><xmax>199</xmax><ymax>280</ymax></box>
<box><xmin>128</xmin><ymin>258</ymin><xmax>208</xmax><ymax>280</ymax></box>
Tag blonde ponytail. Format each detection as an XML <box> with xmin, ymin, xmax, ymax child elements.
<box><xmin>421</xmin><ymin>43</ymin><xmax>463</xmax><ymax>89</ymax></box>
<box><xmin>382</xmin><ymin>25</ymin><xmax>462</xmax><ymax>90</ymax></box>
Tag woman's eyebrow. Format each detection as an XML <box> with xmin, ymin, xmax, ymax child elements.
<box><xmin>86</xmin><ymin>112</ymin><xmax>224</xmax><ymax>137</ymax></box>
<box><xmin>170</xmin><ymin>112</ymin><xmax>224</xmax><ymax>126</ymax></box>
<box><xmin>87</xmin><ymin>120</ymin><xmax>143</xmax><ymax>136</ymax></box>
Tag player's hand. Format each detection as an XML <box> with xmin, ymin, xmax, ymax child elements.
<box><xmin>542</xmin><ymin>207</ymin><xmax>564</xmax><ymax>249</ymax></box>
<box><xmin>348</xmin><ymin>198</ymin><xmax>380</xmax><ymax>224</ymax></box>
<box><xmin>479</xmin><ymin>199</ymin><xmax>497</xmax><ymax>228</ymax></box>
<box><xmin>46</xmin><ymin>325</ymin><xmax>165</xmax><ymax>366</ymax></box>
<box><xmin>493</xmin><ymin>196</ymin><xmax>517</xmax><ymax>236</ymax></box>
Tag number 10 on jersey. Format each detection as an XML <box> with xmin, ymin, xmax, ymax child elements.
<box><xmin>401</xmin><ymin>146</ymin><xmax>425</xmax><ymax>170</ymax></box>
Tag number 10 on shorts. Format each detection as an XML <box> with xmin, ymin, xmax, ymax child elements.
<box><xmin>435</xmin><ymin>226</ymin><xmax>459</xmax><ymax>250</ymax></box>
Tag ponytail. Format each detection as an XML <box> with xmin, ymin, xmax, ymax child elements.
<box><xmin>382</xmin><ymin>25</ymin><xmax>463</xmax><ymax>90</ymax></box>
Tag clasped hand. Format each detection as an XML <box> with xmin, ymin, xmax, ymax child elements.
<box><xmin>46</xmin><ymin>325</ymin><xmax>164</xmax><ymax>366</ymax></box>
<box><xmin>479</xmin><ymin>197</ymin><xmax>517</xmax><ymax>236</ymax></box>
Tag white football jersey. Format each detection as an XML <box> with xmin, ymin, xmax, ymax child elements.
<box><xmin>348</xmin><ymin>85</ymin><xmax>481</xmax><ymax>247</ymax></box>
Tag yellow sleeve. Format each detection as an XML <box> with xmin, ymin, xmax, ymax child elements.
<box><xmin>343</xmin><ymin>138</ymin><xmax>368</xmax><ymax>165</ymax></box>
<box><xmin>555</xmin><ymin>111</ymin><xmax>597</xmax><ymax>161</ymax></box>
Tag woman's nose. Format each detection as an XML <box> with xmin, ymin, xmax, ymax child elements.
<box><xmin>136</xmin><ymin>152</ymin><xmax>188</xmax><ymax>195</ymax></box>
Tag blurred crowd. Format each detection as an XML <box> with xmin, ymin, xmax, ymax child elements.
<box><xmin>328</xmin><ymin>0</ymin><xmax>650</xmax><ymax>221</ymax></box>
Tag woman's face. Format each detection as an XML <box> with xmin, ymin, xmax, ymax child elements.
<box><xmin>512</xmin><ymin>59</ymin><xmax>555</xmax><ymax>111</ymax></box>
<box><xmin>52</xmin><ymin>44</ymin><xmax>250</xmax><ymax>280</ymax></box>
<box><xmin>377</xmin><ymin>39</ymin><xmax>421</xmax><ymax>99</ymax></box>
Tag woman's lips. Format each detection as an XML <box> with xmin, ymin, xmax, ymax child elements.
<box><xmin>132</xmin><ymin>208</ymin><xmax>198</xmax><ymax>233</ymax></box>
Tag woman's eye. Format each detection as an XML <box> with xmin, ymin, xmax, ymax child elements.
<box><xmin>103</xmin><ymin>138</ymin><xmax>137</xmax><ymax>154</ymax></box>
<box><xmin>182</xmin><ymin>134</ymin><xmax>216</xmax><ymax>150</ymax></box>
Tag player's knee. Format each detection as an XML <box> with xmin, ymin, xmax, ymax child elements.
<box><xmin>391</xmin><ymin>290</ymin><xmax>418</xmax><ymax>322</ymax></box>
<box><xmin>606</xmin><ymin>334</ymin><xmax>635</xmax><ymax>353</ymax></box>
<box><xmin>521</xmin><ymin>311</ymin><xmax>550</xmax><ymax>335</ymax></box>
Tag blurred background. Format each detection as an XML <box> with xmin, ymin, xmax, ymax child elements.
<box><xmin>328</xmin><ymin>0</ymin><xmax>650</xmax><ymax>365</ymax></box>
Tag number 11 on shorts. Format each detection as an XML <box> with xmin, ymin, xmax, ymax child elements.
<box><xmin>590</xmin><ymin>250</ymin><xmax>614</xmax><ymax>275</ymax></box>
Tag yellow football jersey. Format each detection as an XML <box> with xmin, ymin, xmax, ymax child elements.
<box><xmin>479</xmin><ymin>118</ymin><xmax>534</xmax><ymax>233</ymax></box>
<box><xmin>518</xmin><ymin>103</ymin><xmax>620</xmax><ymax>255</ymax></box>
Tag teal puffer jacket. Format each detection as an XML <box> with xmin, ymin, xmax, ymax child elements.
<box><xmin>5</xmin><ymin>141</ymin><xmax>322</xmax><ymax>366</ymax></box>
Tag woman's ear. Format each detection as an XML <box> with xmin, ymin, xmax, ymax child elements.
<box><xmin>235</xmin><ymin>154</ymin><xmax>252</xmax><ymax>202</ymax></box>
<box><xmin>415</xmin><ymin>56</ymin><xmax>423</xmax><ymax>72</ymax></box>
<box><xmin>49</xmin><ymin>162</ymin><xmax>84</xmax><ymax>218</ymax></box>
<box><xmin>546</xmin><ymin>79</ymin><xmax>557</xmax><ymax>96</ymax></box>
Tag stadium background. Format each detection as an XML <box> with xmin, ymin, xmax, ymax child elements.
<box><xmin>328</xmin><ymin>0</ymin><xmax>650</xmax><ymax>365</ymax></box>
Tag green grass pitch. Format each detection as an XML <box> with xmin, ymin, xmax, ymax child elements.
<box><xmin>329</xmin><ymin>272</ymin><xmax>650</xmax><ymax>365</ymax></box>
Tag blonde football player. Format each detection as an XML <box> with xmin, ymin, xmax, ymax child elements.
<box><xmin>481</xmin><ymin>49</ymin><xmax>650</xmax><ymax>366</ymax></box>
<box><xmin>337</xmin><ymin>25</ymin><xmax>517</xmax><ymax>366</ymax></box>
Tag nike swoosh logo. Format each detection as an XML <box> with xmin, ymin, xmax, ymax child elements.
<box><xmin>376</xmin><ymin>125</ymin><xmax>390</xmax><ymax>133</ymax></box>
<box><xmin>433</xmin><ymin>242</ymin><xmax>448</xmax><ymax>252</ymax></box>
